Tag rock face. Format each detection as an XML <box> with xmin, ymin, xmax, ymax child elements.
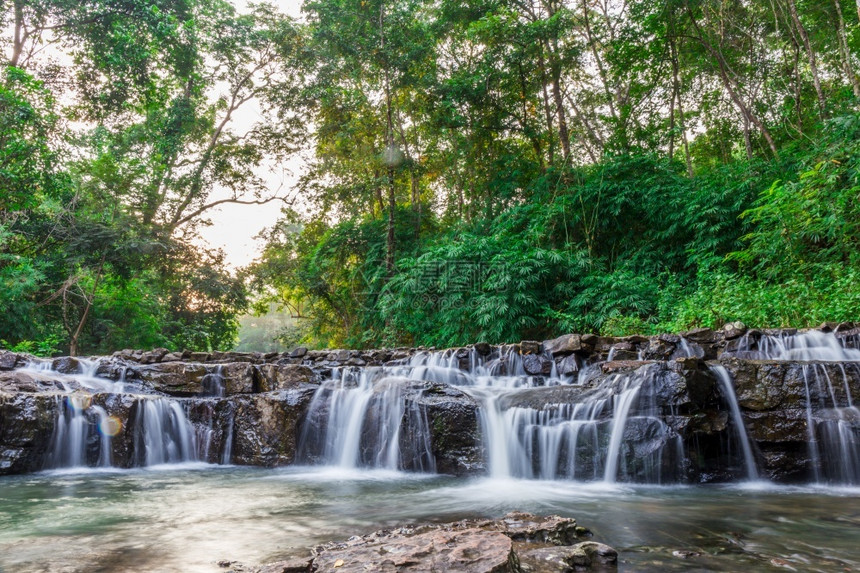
<box><xmin>264</xmin><ymin>512</ymin><xmax>610</xmax><ymax>573</ymax></box>
<box><xmin>1</xmin><ymin>325</ymin><xmax>859</xmax><ymax>483</ymax></box>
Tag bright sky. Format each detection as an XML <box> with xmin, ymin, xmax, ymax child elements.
<box><xmin>197</xmin><ymin>0</ymin><xmax>306</xmax><ymax>270</ymax></box>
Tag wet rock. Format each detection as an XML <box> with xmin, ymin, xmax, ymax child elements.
<box><xmin>290</xmin><ymin>347</ymin><xmax>308</xmax><ymax>358</ymax></box>
<box><xmin>256</xmin><ymin>364</ymin><xmax>317</xmax><ymax>392</ymax></box>
<box><xmin>475</xmin><ymin>342</ymin><xmax>492</xmax><ymax>355</ymax></box>
<box><xmin>0</xmin><ymin>351</ymin><xmax>26</xmax><ymax>371</ymax></box>
<box><xmin>519</xmin><ymin>542</ymin><xmax>617</xmax><ymax>572</ymax></box>
<box><xmin>415</xmin><ymin>383</ymin><xmax>482</xmax><ymax>475</ymax></box>
<box><xmin>479</xmin><ymin>512</ymin><xmax>581</xmax><ymax>546</ymax></box>
<box><xmin>132</xmin><ymin>362</ymin><xmax>208</xmax><ymax>396</ymax></box>
<box><xmin>51</xmin><ymin>357</ymin><xmax>81</xmax><ymax>374</ymax></box>
<box><xmin>256</xmin><ymin>556</ymin><xmax>313</xmax><ymax>573</ymax></box>
<box><xmin>682</xmin><ymin>328</ymin><xmax>715</xmax><ymax>343</ymax></box>
<box><xmin>543</xmin><ymin>335</ymin><xmax>583</xmax><ymax>356</ymax></box>
<box><xmin>0</xmin><ymin>392</ymin><xmax>60</xmax><ymax>474</ymax></box>
<box><xmin>218</xmin><ymin>363</ymin><xmax>257</xmax><ymax>395</ymax></box>
<box><xmin>230</xmin><ymin>388</ymin><xmax>317</xmax><ymax>467</ymax></box>
<box><xmin>523</xmin><ymin>354</ymin><xmax>553</xmax><ymax>376</ymax></box>
<box><xmin>521</xmin><ymin>341</ymin><xmax>542</xmax><ymax>355</ymax></box>
<box><xmin>722</xmin><ymin>322</ymin><xmax>747</xmax><ymax>340</ymax></box>
<box><xmin>313</xmin><ymin>528</ymin><xmax>517</xmax><ymax>573</ymax></box>
<box><xmin>140</xmin><ymin>348</ymin><xmax>170</xmax><ymax>365</ymax></box>
<box><xmin>0</xmin><ymin>371</ymin><xmax>67</xmax><ymax>393</ymax></box>
<box><xmin>557</xmin><ymin>354</ymin><xmax>580</xmax><ymax>376</ymax></box>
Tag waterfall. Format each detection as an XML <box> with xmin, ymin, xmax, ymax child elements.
<box><xmin>710</xmin><ymin>365</ymin><xmax>759</xmax><ymax>480</ymax></box>
<box><xmin>202</xmin><ymin>365</ymin><xmax>226</xmax><ymax>397</ymax></box>
<box><xmin>800</xmin><ymin>364</ymin><xmax>860</xmax><ymax>484</ymax></box>
<box><xmin>298</xmin><ymin>368</ymin><xmax>436</xmax><ymax>472</ymax></box>
<box><xmin>134</xmin><ymin>398</ymin><xmax>202</xmax><ymax>466</ymax></box>
<box><xmin>44</xmin><ymin>395</ymin><xmax>91</xmax><ymax>469</ymax></box>
<box><xmin>729</xmin><ymin>331</ymin><xmax>860</xmax><ymax>361</ymax></box>
<box><xmin>472</xmin><ymin>366</ymin><xmax>682</xmax><ymax>483</ymax></box>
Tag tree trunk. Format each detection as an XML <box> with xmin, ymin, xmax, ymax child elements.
<box><xmin>536</xmin><ymin>47</ymin><xmax>555</xmax><ymax>166</ymax></box>
<box><xmin>787</xmin><ymin>0</ymin><xmax>827</xmax><ymax>116</ymax></box>
<box><xmin>833</xmin><ymin>0</ymin><xmax>860</xmax><ymax>98</ymax></box>
<box><xmin>11</xmin><ymin>1</ymin><xmax>25</xmax><ymax>67</ymax></box>
<box><xmin>381</xmin><ymin>4</ymin><xmax>395</xmax><ymax>278</ymax></box>
<box><xmin>546</xmin><ymin>37</ymin><xmax>571</xmax><ymax>161</ymax></box>
<box><xmin>69</xmin><ymin>255</ymin><xmax>107</xmax><ymax>357</ymax></box>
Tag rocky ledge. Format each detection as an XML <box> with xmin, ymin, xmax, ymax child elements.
<box><xmin>233</xmin><ymin>512</ymin><xmax>616</xmax><ymax>573</ymax></box>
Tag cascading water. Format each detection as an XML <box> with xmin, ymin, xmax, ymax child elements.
<box><xmin>298</xmin><ymin>368</ymin><xmax>436</xmax><ymax>472</ymax></box>
<box><xmin>298</xmin><ymin>348</ymin><xmax>687</xmax><ymax>483</ymax></box>
<box><xmin>799</xmin><ymin>363</ymin><xmax>860</xmax><ymax>484</ymax></box>
<box><xmin>727</xmin><ymin>330</ymin><xmax>860</xmax><ymax>361</ymax></box>
<box><xmin>29</xmin><ymin>360</ymin><xmax>218</xmax><ymax>470</ymax></box>
<box><xmin>720</xmin><ymin>330</ymin><xmax>860</xmax><ymax>484</ymax></box>
<box><xmin>134</xmin><ymin>398</ymin><xmax>203</xmax><ymax>465</ymax></box>
<box><xmin>709</xmin><ymin>365</ymin><xmax>758</xmax><ymax>481</ymax></box>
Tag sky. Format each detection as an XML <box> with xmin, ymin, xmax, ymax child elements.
<box><xmin>196</xmin><ymin>0</ymin><xmax>306</xmax><ymax>270</ymax></box>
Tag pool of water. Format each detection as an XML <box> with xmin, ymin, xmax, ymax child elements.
<box><xmin>1</xmin><ymin>466</ymin><xmax>859</xmax><ymax>572</ymax></box>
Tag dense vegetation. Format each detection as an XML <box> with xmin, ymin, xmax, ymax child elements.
<box><xmin>2</xmin><ymin>0</ymin><xmax>859</xmax><ymax>353</ymax></box>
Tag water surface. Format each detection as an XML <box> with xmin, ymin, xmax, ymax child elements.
<box><xmin>1</xmin><ymin>466</ymin><xmax>859</xmax><ymax>572</ymax></box>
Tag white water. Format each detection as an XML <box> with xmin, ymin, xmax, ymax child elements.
<box><xmin>800</xmin><ymin>364</ymin><xmax>860</xmax><ymax>484</ymax></box>
<box><xmin>730</xmin><ymin>330</ymin><xmax>860</xmax><ymax>361</ymax></box>
<box><xmin>298</xmin><ymin>368</ymin><xmax>435</xmax><ymax>471</ymax></box>
<box><xmin>31</xmin><ymin>362</ymin><xmax>210</xmax><ymax>470</ymax></box>
<box><xmin>710</xmin><ymin>365</ymin><xmax>759</xmax><ymax>480</ymax></box>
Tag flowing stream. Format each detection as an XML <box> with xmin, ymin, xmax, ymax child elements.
<box><xmin>1</xmin><ymin>467</ymin><xmax>859</xmax><ymax>572</ymax></box>
<box><xmin>3</xmin><ymin>331</ymin><xmax>860</xmax><ymax>571</ymax></box>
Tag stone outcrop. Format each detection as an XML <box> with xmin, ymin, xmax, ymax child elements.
<box><xmin>252</xmin><ymin>512</ymin><xmax>613</xmax><ymax>573</ymax></box>
<box><xmin>1</xmin><ymin>325</ymin><xmax>859</xmax><ymax>481</ymax></box>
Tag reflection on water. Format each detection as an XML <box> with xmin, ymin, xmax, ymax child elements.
<box><xmin>1</xmin><ymin>467</ymin><xmax>859</xmax><ymax>572</ymax></box>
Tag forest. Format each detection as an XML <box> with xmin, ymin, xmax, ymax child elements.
<box><xmin>1</xmin><ymin>0</ymin><xmax>859</xmax><ymax>354</ymax></box>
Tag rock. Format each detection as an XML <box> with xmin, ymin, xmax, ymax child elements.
<box><xmin>519</xmin><ymin>542</ymin><xmax>617</xmax><ymax>572</ymax></box>
<box><xmin>415</xmin><ymin>383</ymin><xmax>483</xmax><ymax>475</ymax></box>
<box><xmin>543</xmin><ymin>335</ymin><xmax>582</xmax><ymax>356</ymax></box>
<box><xmin>256</xmin><ymin>556</ymin><xmax>313</xmax><ymax>573</ymax></box>
<box><xmin>482</xmin><ymin>512</ymin><xmax>581</xmax><ymax>546</ymax></box>
<box><xmin>140</xmin><ymin>347</ymin><xmax>170</xmax><ymax>364</ymax></box>
<box><xmin>523</xmin><ymin>354</ymin><xmax>552</xmax><ymax>376</ymax></box>
<box><xmin>722</xmin><ymin>321</ymin><xmax>747</xmax><ymax>340</ymax></box>
<box><xmin>0</xmin><ymin>393</ymin><xmax>59</xmax><ymax>474</ymax></box>
<box><xmin>256</xmin><ymin>364</ymin><xmax>317</xmax><ymax>392</ymax></box>
<box><xmin>0</xmin><ymin>351</ymin><xmax>22</xmax><ymax>371</ymax></box>
<box><xmin>682</xmin><ymin>328</ymin><xmax>715</xmax><ymax>343</ymax></box>
<box><xmin>51</xmin><ymin>357</ymin><xmax>81</xmax><ymax>374</ymax></box>
<box><xmin>557</xmin><ymin>354</ymin><xmax>580</xmax><ymax>376</ymax></box>
<box><xmin>290</xmin><ymin>347</ymin><xmax>308</xmax><ymax>358</ymax></box>
<box><xmin>216</xmin><ymin>363</ymin><xmax>257</xmax><ymax>395</ymax></box>
<box><xmin>672</xmin><ymin>550</ymin><xmax>700</xmax><ymax>559</ymax></box>
<box><xmin>521</xmin><ymin>341</ymin><xmax>542</xmax><ymax>355</ymax></box>
<box><xmin>313</xmin><ymin>528</ymin><xmax>517</xmax><ymax>573</ymax></box>
<box><xmin>475</xmin><ymin>342</ymin><xmax>492</xmax><ymax>355</ymax></box>
<box><xmin>132</xmin><ymin>362</ymin><xmax>208</xmax><ymax>395</ymax></box>
<box><xmin>161</xmin><ymin>352</ymin><xmax>183</xmax><ymax>362</ymax></box>
<box><xmin>230</xmin><ymin>388</ymin><xmax>317</xmax><ymax>467</ymax></box>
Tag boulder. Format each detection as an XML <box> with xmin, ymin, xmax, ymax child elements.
<box><xmin>229</xmin><ymin>388</ymin><xmax>317</xmax><ymax>467</ymax></box>
<box><xmin>543</xmin><ymin>335</ymin><xmax>582</xmax><ymax>356</ymax></box>
<box><xmin>521</xmin><ymin>341</ymin><xmax>542</xmax><ymax>355</ymax></box>
<box><xmin>523</xmin><ymin>354</ymin><xmax>553</xmax><ymax>376</ymax></box>
<box><xmin>313</xmin><ymin>528</ymin><xmax>517</xmax><ymax>573</ymax></box>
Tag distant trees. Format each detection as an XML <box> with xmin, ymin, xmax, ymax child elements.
<box><xmin>2</xmin><ymin>0</ymin><xmax>859</xmax><ymax>352</ymax></box>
